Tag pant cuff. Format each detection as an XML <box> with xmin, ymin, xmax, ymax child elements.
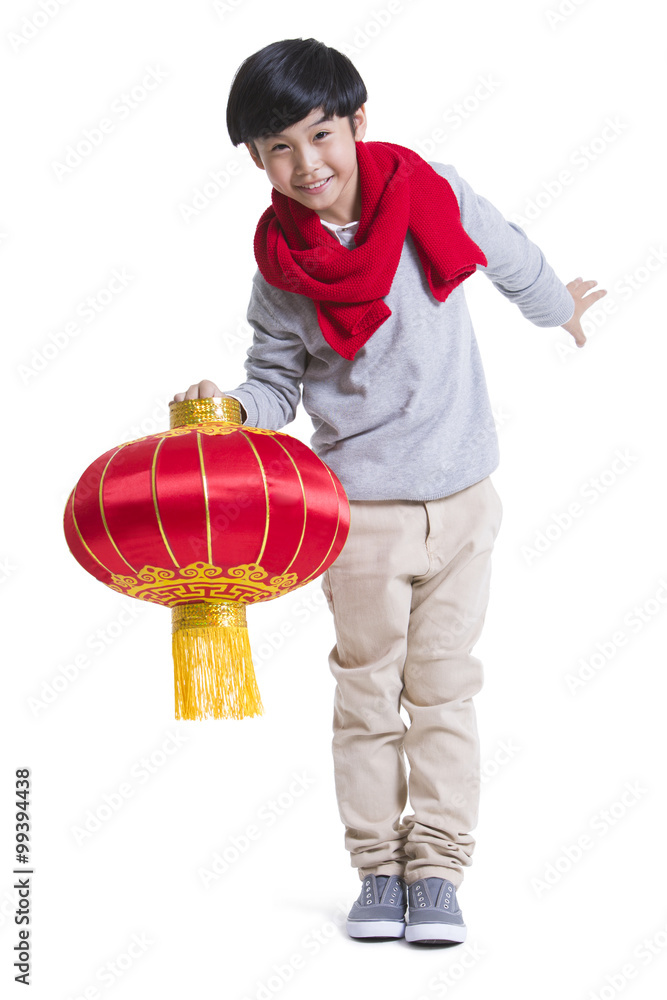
<box><xmin>405</xmin><ymin>865</ymin><xmax>464</xmax><ymax>888</ymax></box>
<box><xmin>357</xmin><ymin>862</ymin><xmax>406</xmax><ymax>880</ymax></box>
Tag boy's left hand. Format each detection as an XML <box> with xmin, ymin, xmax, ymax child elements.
<box><xmin>561</xmin><ymin>277</ymin><xmax>608</xmax><ymax>347</ymax></box>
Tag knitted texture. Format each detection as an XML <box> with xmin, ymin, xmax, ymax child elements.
<box><xmin>253</xmin><ymin>139</ymin><xmax>488</xmax><ymax>359</ymax></box>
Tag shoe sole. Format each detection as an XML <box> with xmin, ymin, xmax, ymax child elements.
<box><xmin>405</xmin><ymin>922</ymin><xmax>467</xmax><ymax>944</ymax></box>
<box><xmin>346</xmin><ymin>919</ymin><xmax>406</xmax><ymax>939</ymax></box>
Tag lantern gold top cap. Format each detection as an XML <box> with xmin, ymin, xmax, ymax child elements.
<box><xmin>169</xmin><ymin>396</ymin><xmax>242</xmax><ymax>429</ymax></box>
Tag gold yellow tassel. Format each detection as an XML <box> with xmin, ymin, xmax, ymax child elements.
<box><xmin>171</xmin><ymin>602</ymin><xmax>263</xmax><ymax>720</ymax></box>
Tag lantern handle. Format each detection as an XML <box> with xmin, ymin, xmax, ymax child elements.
<box><xmin>169</xmin><ymin>396</ymin><xmax>242</xmax><ymax>429</ymax></box>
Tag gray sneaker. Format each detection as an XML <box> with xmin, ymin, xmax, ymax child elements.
<box><xmin>346</xmin><ymin>874</ymin><xmax>407</xmax><ymax>939</ymax></box>
<box><xmin>405</xmin><ymin>877</ymin><xmax>467</xmax><ymax>944</ymax></box>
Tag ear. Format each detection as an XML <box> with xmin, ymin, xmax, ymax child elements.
<box><xmin>353</xmin><ymin>105</ymin><xmax>368</xmax><ymax>142</ymax></box>
<box><xmin>244</xmin><ymin>141</ymin><xmax>266</xmax><ymax>170</ymax></box>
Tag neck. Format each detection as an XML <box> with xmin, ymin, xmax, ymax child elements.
<box><xmin>318</xmin><ymin>206</ymin><xmax>360</xmax><ymax>227</ymax></box>
<box><xmin>317</xmin><ymin>161</ymin><xmax>362</xmax><ymax>227</ymax></box>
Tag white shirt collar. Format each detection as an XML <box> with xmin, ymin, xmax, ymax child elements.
<box><xmin>319</xmin><ymin>217</ymin><xmax>360</xmax><ymax>232</ymax></box>
<box><xmin>319</xmin><ymin>217</ymin><xmax>360</xmax><ymax>247</ymax></box>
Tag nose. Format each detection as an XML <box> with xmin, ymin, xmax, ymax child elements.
<box><xmin>293</xmin><ymin>144</ymin><xmax>322</xmax><ymax>177</ymax></box>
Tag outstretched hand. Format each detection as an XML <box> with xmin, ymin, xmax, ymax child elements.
<box><xmin>561</xmin><ymin>278</ymin><xmax>607</xmax><ymax>347</ymax></box>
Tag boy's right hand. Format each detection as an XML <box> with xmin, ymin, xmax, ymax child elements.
<box><xmin>171</xmin><ymin>379</ymin><xmax>225</xmax><ymax>403</ymax></box>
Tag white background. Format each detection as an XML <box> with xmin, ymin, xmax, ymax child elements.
<box><xmin>2</xmin><ymin>1</ymin><xmax>666</xmax><ymax>998</ymax></box>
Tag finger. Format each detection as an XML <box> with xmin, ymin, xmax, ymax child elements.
<box><xmin>198</xmin><ymin>379</ymin><xmax>220</xmax><ymax>397</ymax></box>
<box><xmin>185</xmin><ymin>383</ymin><xmax>200</xmax><ymax>400</ymax></box>
<box><xmin>172</xmin><ymin>392</ymin><xmax>185</xmax><ymax>403</ymax></box>
<box><xmin>580</xmin><ymin>289</ymin><xmax>608</xmax><ymax>306</ymax></box>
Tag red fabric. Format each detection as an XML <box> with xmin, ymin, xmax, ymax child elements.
<box><xmin>63</xmin><ymin>426</ymin><xmax>350</xmax><ymax>607</ymax></box>
<box><xmin>253</xmin><ymin>139</ymin><xmax>488</xmax><ymax>360</ymax></box>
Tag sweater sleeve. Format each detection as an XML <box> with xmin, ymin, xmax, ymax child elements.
<box><xmin>221</xmin><ymin>275</ymin><xmax>309</xmax><ymax>430</ymax></box>
<box><xmin>430</xmin><ymin>161</ymin><xmax>575</xmax><ymax>328</ymax></box>
<box><xmin>220</xmin><ymin>394</ymin><xmax>248</xmax><ymax>423</ymax></box>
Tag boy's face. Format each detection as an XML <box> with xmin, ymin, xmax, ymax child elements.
<box><xmin>246</xmin><ymin>105</ymin><xmax>367</xmax><ymax>227</ymax></box>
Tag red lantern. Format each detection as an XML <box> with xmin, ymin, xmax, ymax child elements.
<box><xmin>63</xmin><ymin>397</ymin><xmax>350</xmax><ymax>720</ymax></box>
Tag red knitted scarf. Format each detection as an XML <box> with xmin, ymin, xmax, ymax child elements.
<box><xmin>253</xmin><ymin>139</ymin><xmax>487</xmax><ymax>360</ymax></box>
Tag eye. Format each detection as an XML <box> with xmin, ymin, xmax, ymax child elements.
<box><xmin>269</xmin><ymin>131</ymin><xmax>329</xmax><ymax>152</ymax></box>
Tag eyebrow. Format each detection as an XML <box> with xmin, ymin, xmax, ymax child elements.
<box><xmin>261</xmin><ymin>115</ymin><xmax>333</xmax><ymax>140</ymax></box>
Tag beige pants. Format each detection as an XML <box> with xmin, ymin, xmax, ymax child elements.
<box><xmin>321</xmin><ymin>475</ymin><xmax>503</xmax><ymax>888</ymax></box>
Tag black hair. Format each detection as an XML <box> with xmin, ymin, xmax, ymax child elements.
<box><xmin>226</xmin><ymin>37</ymin><xmax>368</xmax><ymax>155</ymax></box>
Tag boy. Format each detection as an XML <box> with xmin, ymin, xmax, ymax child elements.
<box><xmin>173</xmin><ymin>37</ymin><xmax>606</xmax><ymax>944</ymax></box>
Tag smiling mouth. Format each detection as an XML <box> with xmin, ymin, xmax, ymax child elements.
<box><xmin>297</xmin><ymin>176</ymin><xmax>333</xmax><ymax>191</ymax></box>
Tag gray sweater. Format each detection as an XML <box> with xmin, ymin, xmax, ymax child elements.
<box><xmin>224</xmin><ymin>161</ymin><xmax>574</xmax><ymax>501</ymax></box>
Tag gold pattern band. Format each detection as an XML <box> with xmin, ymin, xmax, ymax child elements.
<box><xmin>108</xmin><ymin>561</ymin><xmax>298</xmax><ymax>605</ymax></box>
<box><xmin>169</xmin><ymin>396</ymin><xmax>242</xmax><ymax>428</ymax></box>
<box><xmin>171</xmin><ymin>601</ymin><xmax>247</xmax><ymax>632</ymax></box>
